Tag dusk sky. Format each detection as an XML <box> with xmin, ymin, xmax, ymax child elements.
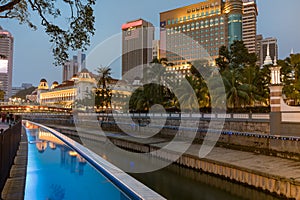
<box><xmin>1</xmin><ymin>0</ymin><xmax>300</xmax><ymax>87</ymax></box>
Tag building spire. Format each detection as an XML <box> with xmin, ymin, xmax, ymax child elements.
<box><xmin>264</xmin><ymin>42</ymin><xmax>273</xmax><ymax>65</ymax></box>
<box><xmin>291</xmin><ymin>48</ymin><xmax>294</xmax><ymax>55</ymax></box>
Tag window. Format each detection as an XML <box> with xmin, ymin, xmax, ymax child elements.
<box><xmin>220</xmin><ymin>17</ymin><xmax>224</xmax><ymax>24</ymax></box>
<box><xmin>215</xmin><ymin>18</ymin><xmax>219</xmax><ymax>25</ymax></box>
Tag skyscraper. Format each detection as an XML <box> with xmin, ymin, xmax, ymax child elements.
<box><xmin>242</xmin><ymin>0</ymin><xmax>258</xmax><ymax>54</ymax></box>
<box><xmin>0</xmin><ymin>26</ymin><xmax>13</xmax><ymax>99</ymax></box>
<box><xmin>63</xmin><ymin>55</ymin><xmax>78</xmax><ymax>81</ymax></box>
<box><xmin>159</xmin><ymin>0</ymin><xmax>243</xmax><ymax>65</ymax></box>
<box><xmin>122</xmin><ymin>19</ymin><xmax>154</xmax><ymax>81</ymax></box>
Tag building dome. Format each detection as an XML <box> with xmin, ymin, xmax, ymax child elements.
<box><xmin>81</xmin><ymin>68</ymin><xmax>89</xmax><ymax>73</ymax></box>
<box><xmin>38</xmin><ymin>78</ymin><xmax>49</xmax><ymax>90</ymax></box>
<box><xmin>71</xmin><ymin>74</ymin><xmax>79</xmax><ymax>81</ymax></box>
<box><xmin>51</xmin><ymin>81</ymin><xmax>59</xmax><ymax>89</ymax></box>
<box><xmin>40</xmin><ymin>78</ymin><xmax>47</xmax><ymax>83</ymax></box>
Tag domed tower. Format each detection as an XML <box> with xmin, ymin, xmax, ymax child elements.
<box><xmin>51</xmin><ymin>81</ymin><xmax>59</xmax><ymax>89</ymax></box>
<box><xmin>76</xmin><ymin>68</ymin><xmax>97</xmax><ymax>101</ymax></box>
<box><xmin>38</xmin><ymin>78</ymin><xmax>49</xmax><ymax>90</ymax></box>
<box><xmin>71</xmin><ymin>74</ymin><xmax>79</xmax><ymax>82</ymax></box>
<box><xmin>224</xmin><ymin>0</ymin><xmax>243</xmax><ymax>47</ymax></box>
<box><xmin>37</xmin><ymin>78</ymin><xmax>49</xmax><ymax>104</ymax></box>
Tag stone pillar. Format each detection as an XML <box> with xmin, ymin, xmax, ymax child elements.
<box><xmin>269</xmin><ymin>64</ymin><xmax>282</xmax><ymax>135</ymax></box>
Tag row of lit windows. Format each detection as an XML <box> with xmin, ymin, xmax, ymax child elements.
<box><xmin>166</xmin><ymin>10</ymin><xmax>221</xmax><ymax>25</ymax></box>
<box><xmin>167</xmin><ymin>37</ymin><xmax>225</xmax><ymax>46</ymax></box>
<box><xmin>166</xmin><ymin>18</ymin><xmax>224</xmax><ymax>34</ymax></box>
<box><xmin>187</xmin><ymin>2</ymin><xmax>220</xmax><ymax>13</ymax></box>
<box><xmin>167</xmin><ymin>35</ymin><xmax>225</xmax><ymax>43</ymax></box>
<box><xmin>167</xmin><ymin>27</ymin><xmax>225</xmax><ymax>37</ymax></box>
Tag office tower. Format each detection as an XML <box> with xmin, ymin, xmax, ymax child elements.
<box><xmin>242</xmin><ymin>0</ymin><xmax>258</xmax><ymax>54</ymax></box>
<box><xmin>260</xmin><ymin>37</ymin><xmax>278</xmax><ymax>67</ymax></box>
<box><xmin>63</xmin><ymin>55</ymin><xmax>79</xmax><ymax>81</ymax></box>
<box><xmin>152</xmin><ymin>40</ymin><xmax>160</xmax><ymax>60</ymax></box>
<box><xmin>159</xmin><ymin>0</ymin><xmax>243</xmax><ymax>65</ymax></box>
<box><xmin>225</xmin><ymin>0</ymin><xmax>243</xmax><ymax>47</ymax></box>
<box><xmin>0</xmin><ymin>26</ymin><xmax>13</xmax><ymax>99</ymax></box>
<box><xmin>77</xmin><ymin>51</ymin><xmax>86</xmax><ymax>71</ymax></box>
<box><xmin>122</xmin><ymin>19</ymin><xmax>154</xmax><ymax>81</ymax></box>
<box><xmin>255</xmin><ymin>34</ymin><xmax>263</xmax><ymax>66</ymax></box>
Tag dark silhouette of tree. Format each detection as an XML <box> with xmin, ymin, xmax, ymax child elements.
<box><xmin>0</xmin><ymin>0</ymin><xmax>95</xmax><ymax>65</ymax></box>
<box><xmin>216</xmin><ymin>40</ymin><xmax>268</xmax><ymax>108</ymax></box>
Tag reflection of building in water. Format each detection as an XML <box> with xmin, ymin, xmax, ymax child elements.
<box><xmin>35</xmin><ymin>129</ymin><xmax>87</xmax><ymax>175</ymax></box>
<box><xmin>36</xmin><ymin>141</ymin><xmax>48</xmax><ymax>153</ymax></box>
<box><xmin>24</xmin><ymin>121</ymin><xmax>39</xmax><ymax>129</ymax></box>
<box><xmin>49</xmin><ymin>142</ymin><xmax>56</xmax><ymax>150</ymax></box>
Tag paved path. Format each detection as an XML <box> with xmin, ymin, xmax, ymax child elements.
<box><xmin>44</xmin><ymin>123</ymin><xmax>300</xmax><ymax>183</ymax></box>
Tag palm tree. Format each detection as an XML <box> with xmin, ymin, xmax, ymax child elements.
<box><xmin>222</xmin><ymin>69</ymin><xmax>251</xmax><ymax>108</ymax></box>
<box><xmin>95</xmin><ymin>66</ymin><xmax>112</xmax><ymax>111</ymax></box>
<box><xmin>96</xmin><ymin>66</ymin><xmax>112</xmax><ymax>89</ymax></box>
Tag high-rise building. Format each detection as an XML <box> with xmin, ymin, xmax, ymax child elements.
<box><xmin>159</xmin><ymin>0</ymin><xmax>243</xmax><ymax>65</ymax></box>
<box><xmin>242</xmin><ymin>0</ymin><xmax>258</xmax><ymax>54</ymax></box>
<box><xmin>63</xmin><ymin>56</ymin><xmax>78</xmax><ymax>81</ymax></box>
<box><xmin>122</xmin><ymin>19</ymin><xmax>154</xmax><ymax>81</ymax></box>
<box><xmin>255</xmin><ymin>34</ymin><xmax>263</xmax><ymax>66</ymax></box>
<box><xmin>152</xmin><ymin>40</ymin><xmax>160</xmax><ymax>60</ymax></box>
<box><xmin>77</xmin><ymin>51</ymin><xmax>86</xmax><ymax>71</ymax></box>
<box><xmin>260</xmin><ymin>37</ymin><xmax>278</xmax><ymax>67</ymax></box>
<box><xmin>0</xmin><ymin>26</ymin><xmax>13</xmax><ymax>99</ymax></box>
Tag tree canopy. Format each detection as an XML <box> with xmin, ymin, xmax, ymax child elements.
<box><xmin>216</xmin><ymin>41</ymin><xmax>269</xmax><ymax>108</ymax></box>
<box><xmin>0</xmin><ymin>0</ymin><xmax>96</xmax><ymax>65</ymax></box>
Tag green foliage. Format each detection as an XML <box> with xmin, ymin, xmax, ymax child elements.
<box><xmin>0</xmin><ymin>89</ymin><xmax>5</xmax><ymax>101</ymax></box>
<box><xmin>95</xmin><ymin>66</ymin><xmax>112</xmax><ymax>109</ymax></box>
<box><xmin>13</xmin><ymin>86</ymin><xmax>36</xmax><ymax>99</ymax></box>
<box><xmin>280</xmin><ymin>53</ymin><xmax>300</xmax><ymax>105</ymax></box>
<box><xmin>216</xmin><ymin>41</ymin><xmax>269</xmax><ymax>109</ymax></box>
<box><xmin>0</xmin><ymin>0</ymin><xmax>96</xmax><ymax>65</ymax></box>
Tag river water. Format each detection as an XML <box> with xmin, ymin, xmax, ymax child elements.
<box><xmin>68</xmin><ymin>135</ymin><xmax>282</xmax><ymax>200</ymax></box>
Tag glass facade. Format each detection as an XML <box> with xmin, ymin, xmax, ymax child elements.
<box><xmin>228</xmin><ymin>14</ymin><xmax>242</xmax><ymax>47</ymax></box>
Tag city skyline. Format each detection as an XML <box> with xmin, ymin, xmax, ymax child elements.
<box><xmin>1</xmin><ymin>0</ymin><xmax>300</xmax><ymax>87</ymax></box>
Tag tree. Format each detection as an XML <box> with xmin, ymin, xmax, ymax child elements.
<box><xmin>13</xmin><ymin>86</ymin><xmax>36</xmax><ymax>99</ymax></box>
<box><xmin>0</xmin><ymin>0</ymin><xmax>96</xmax><ymax>65</ymax></box>
<box><xmin>95</xmin><ymin>66</ymin><xmax>112</xmax><ymax>111</ymax></box>
<box><xmin>0</xmin><ymin>89</ymin><xmax>5</xmax><ymax>101</ymax></box>
<box><xmin>280</xmin><ymin>54</ymin><xmax>300</xmax><ymax>105</ymax></box>
<box><xmin>216</xmin><ymin>41</ymin><xmax>268</xmax><ymax>108</ymax></box>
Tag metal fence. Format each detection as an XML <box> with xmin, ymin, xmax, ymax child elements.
<box><xmin>0</xmin><ymin>121</ymin><xmax>22</xmax><ymax>192</ymax></box>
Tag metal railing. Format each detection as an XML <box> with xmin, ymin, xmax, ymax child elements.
<box><xmin>0</xmin><ymin>121</ymin><xmax>22</xmax><ymax>192</ymax></box>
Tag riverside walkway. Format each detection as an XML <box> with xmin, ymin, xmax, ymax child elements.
<box><xmin>44</xmin><ymin>123</ymin><xmax>300</xmax><ymax>199</ymax></box>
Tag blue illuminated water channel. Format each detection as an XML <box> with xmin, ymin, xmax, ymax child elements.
<box><xmin>24</xmin><ymin>124</ymin><xmax>131</xmax><ymax>200</ymax></box>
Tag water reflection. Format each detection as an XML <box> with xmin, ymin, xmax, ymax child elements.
<box><xmin>27</xmin><ymin>124</ymin><xmax>87</xmax><ymax>176</ymax></box>
<box><xmin>24</xmin><ymin>122</ymin><xmax>132</xmax><ymax>200</ymax></box>
<box><xmin>130</xmin><ymin>163</ymin><xmax>282</xmax><ymax>200</ymax></box>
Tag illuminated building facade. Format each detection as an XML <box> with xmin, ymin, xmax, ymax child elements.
<box><xmin>159</xmin><ymin>0</ymin><xmax>243</xmax><ymax>65</ymax></box>
<box><xmin>122</xmin><ymin>19</ymin><xmax>154</xmax><ymax>82</ymax></box>
<box><xmin>0</xmin><ymin>27</ymin><xmax>13</xmax><ymax>99</ymax></box>
<box><xmin>37</xmin><ymin>68</ymin><xmax>132</xmax><ymax>111</ymax></box>
<box><xmin>242</xmin><ymin>0</ymin><xmax>258</xmax><ymax>54</ymax></box>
